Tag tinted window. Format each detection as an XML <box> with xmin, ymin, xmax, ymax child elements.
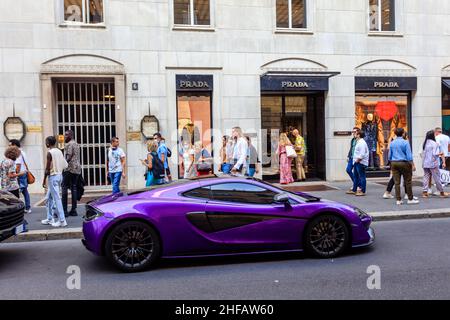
<box><xmin>183</xmin><ymin>186</ymin><xmax>211</xmax><ymax>200</ymax></box>
<box><xmin>209</xmin><ymin>183</ymin><xmax>276</xmax><ymax>205</ymax></box>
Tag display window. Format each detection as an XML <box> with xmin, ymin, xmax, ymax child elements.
<box><xmin>64</xmin><ymin>0</ymin><xmax>104</xmax><ymax>24</ymax></box>
<box><xmin>355</xmin><ymin>94</ymin><xmax>409</xmax><ymax>171</ymax></box>
<box><xmin>177</xmin><ymin>93</ymin><xmax>212</xmax><ymax>179</ymax></box>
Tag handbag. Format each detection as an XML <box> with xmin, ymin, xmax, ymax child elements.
<box><xmin>23</xmin><ymin>157</ymin><xmax>35</xmax><ymax>185</ymax></box>
<box><xmin>286</xmin><ymin>145</ymin><xmax>297</xmax><ymax>158</ymax></box>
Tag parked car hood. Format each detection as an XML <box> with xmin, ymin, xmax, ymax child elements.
<box><xmin>0</xmin><ymin>191</ymin><xmax>24</xmax><ymax>215</ymax></box>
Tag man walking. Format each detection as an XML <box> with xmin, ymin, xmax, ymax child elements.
<box><xmin>106</xmin><ymin>137</ymin><xmax>126</xmax><ymax>194</ymax></box>
<box><xmin>41</xmin><ymin>136</ymin><xmax>68</xmax><ymax>227</ymax></box>
<box><xmin>292</xmin><ymin>129</ymin><xmax>306</xmax><ymax>181</ymax></box>
<box><xmin>62</xmin><ymin>130</ymin><xmax>81</xmax><ymax>217</ymax></box>
<box><xmin>346</xmin><ymin>127</ymin><xmax>360</xmax><ymax>194</ymax></box>
<box><xmin>388</xmin><ymin>128</ymin><xmax>419</xmax><ymax>205</ymax></box>
<box><xmin>153</xmin><ymin>133</ymin><xmax>172</xmax><ymax>183</ymax></box>
<box><xmin>435</xmin><ymin>127</ymin><xmax>450</xmax><ymax>169</ymax></box>
<box><xmin>231</xmin><ymin>127</ymin><xmax>248</xmax><ymax>175</ymax></box>
<box><xmin>351</xmin><ymin>130</ymin><xmax>369</xmax><ymax>196</ymax></box>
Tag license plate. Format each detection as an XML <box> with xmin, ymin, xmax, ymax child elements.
<box><xmin>14</xmin><ymin>224</ymin><xmax>25</xmax><ymax>235</ymax></box>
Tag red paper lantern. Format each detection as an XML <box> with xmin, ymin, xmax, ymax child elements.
<box><xmin>375</xmin><ymin>101</ymin><xmax>398</xmax><ymax>121</ymax></box>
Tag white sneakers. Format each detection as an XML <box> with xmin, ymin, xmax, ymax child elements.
<box><xmin>41</xmin><ymin>219</ymin><xmax>67</xmax><ymax>227</ymax></box>
<box><xmin>383</xmin><ymin>192</ymin><xmax>394</xmax><ymax>199</ymax></box>
<box><xmin>404</xmin><ymin>195</ymin><xmax>419</xmax><ymax>200</ymax></box>
<box><xmin>51</xmin><ymin>220</ymin><xmax>67</xmax><ymax>228</ymax></box>
<box><xmin>396</xmin><ymin>199</ymin><xmax>420</xmax><ymax>205</ymax></box>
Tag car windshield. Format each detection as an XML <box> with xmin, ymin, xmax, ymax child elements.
<box><xmin>245</xmin><ymin>177</ymin><xmax>320</xmax><ymax>203</ymax></box>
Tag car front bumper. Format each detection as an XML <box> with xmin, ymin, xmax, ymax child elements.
<box><xmin>352</xmin><ymin>227</ymin><xmax>375</xmax><ymax>248</ymax></box>
<box><xmin>0</xmin><ymin>220</ymin><xmax>28</xmax><ymax>242</ymax></box>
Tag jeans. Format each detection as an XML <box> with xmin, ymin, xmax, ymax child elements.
<box><xmin>391</xmin><ymin>161</ymin><xmax>413</xmax><ymax>201</ymax></box>
<box><xmin>18</xmin><ymin>175</ymin><xmax>31</xmax><ymax>210</ymax></box>
<box><xmin>352</xmin><ymin>162</ymin><xmax>367</xmax><ymax>193</ymax></box>
<box><xmin>62</xmin><ymin>171</ymin><xmax>79</xmax><ymax>214</ymax></box>
<box><xmin>46</xmin><ymin>174</ymin><xmax>65</xmax><ymax>222</ymax></box>
<box><xmin>109</xmin><ymin>172</ymin><xmax>122</xmax><ymax>194</ymax></box>
<box><xmin>247</xmin><ymin>167</ymin><xmax>256</xmax><ymax>177</ymax></box>
<box><xmin>346</xmin><ymin>158</ymin><xmax>354</xmax><ymax>183</ymax></box>
<box><xmin>221</xmin><ymin>163</ymin><xmax>231</xmax><ymax>174</ymax></box>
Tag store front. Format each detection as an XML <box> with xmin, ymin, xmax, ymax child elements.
<box><xmin>355</xmin><ymin>76</ymin><xmax>417</xmax><ymax>177</ymax></box>
<box><xmin>443</xmin><ymin>79</ymin><xmax>450</xmax><ymax>135</ymax></box>
<box><xmin>260</xmin><ymin>74</ymin><xmax>334</xmax><ymax>181</ymax></box>
<box><xmin>176</xmin><ymin>74</ymin><xmax>213</xmax><ymax>179</ymax></box>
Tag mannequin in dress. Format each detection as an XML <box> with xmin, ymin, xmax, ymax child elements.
<box><xmin>362</xmin><ymin>113</ymin><xmax>381</xmax><ymax>168</ymax></box>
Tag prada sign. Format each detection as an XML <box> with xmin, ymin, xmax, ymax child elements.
<box><xmin>261</xmin><ymin>75</ymin><xmax>329</xmax><ymax>92</ymax></box>
<box><xmin>355</xmin><ymin>77</ymin><xmax>417</xmax><ymax>91</ymax></box>
<box><xmin>176</xmin><ymin>75</ymin><xmax>213</xmax><ymax>91</ymax></box>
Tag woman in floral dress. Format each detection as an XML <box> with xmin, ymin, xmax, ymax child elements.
<box><xmin>277</xmin><ymin>133</ymin><xmax>294</xmax><ymax>185</ymax></box>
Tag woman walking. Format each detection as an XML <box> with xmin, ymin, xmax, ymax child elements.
<box><xmin>277</xmin><ymin>133</ymin><xmax>294</xmax><ymax>185</ymax></box>
<box><xmin>141</xmin><ymin>141</ymin><xmax>164</xmax><ymax>186</ymax></box>
<box><xmin>422</xmin><ymin>130</ymin><xmax>448</xmax><ymax>198</ymax></box>
<box><xmin>219</xmin><ymin>135</ymin><xmax>232</xmax><ymax>174</ymax></box>
<box><xmin>0</xmin><ymin>146</ymin><xmax>21</xmax><ymax>198</ymax></box>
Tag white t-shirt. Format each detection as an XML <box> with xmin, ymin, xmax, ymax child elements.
<box><xmin>108</xmin><ymin>147</ymin><xmax>126</xmax><ymax>173</ymax></box>
<box><xmin>353</xmin><ymin>139</ymin><xmax>369</xmax><ymax>166</ymax></box>
<box><xmin>15</xmin><ymin>149</ymin><xmax>27</xmax><ymax>173</ymax></box>
<box><xmin>436</xmin><ymin>134</ymin><xmax>450</xmax><ymax>157</ymax></box>
<box><xmin>232</xmin><ymin>137</ymin><xmax>248</xmax><ymax>169</ymax></box>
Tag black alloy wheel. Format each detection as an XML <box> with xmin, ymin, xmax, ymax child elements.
<box><xmin>304</xmin><ymin>214</ymin><xmax>349</xmax><ymax>258</ymax></box>
<box><xmin>105</xmin><ymin>221</ymin><xmax>160</xmax><ymax>272</ymax></box>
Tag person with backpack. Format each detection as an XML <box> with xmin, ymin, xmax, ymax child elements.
<box><xmin>153</xmin><ymin>133</ymin><xmax>172</xmax><ymax>183</ymax></box>
<box><xmin>141</xmin><ymin>141</ymin><xmax>165</xmax><ymax>186</ymax></box>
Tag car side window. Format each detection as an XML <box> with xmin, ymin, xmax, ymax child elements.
<box><xmin>209</xmin><ymin>183</ymin><xmax>277</xmax><ymax>205</ymax></box>
<box><xmin>183</xmin><ymin>186</ymin><xmax>211</xmax><ymax>200</ymax></box>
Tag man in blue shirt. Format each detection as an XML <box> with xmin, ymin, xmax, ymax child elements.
<box><xmin>388</xmin><ymin>128</ymin><xmax>418</xmax><ymax>205</ymax></box>
<box><xmin>153</xmin><ymin>133</ymin><xmax>172</xmax><ymax>182</ymax></box>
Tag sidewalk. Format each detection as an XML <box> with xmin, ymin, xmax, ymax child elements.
<box><xmin>7</xmin><ymin>178</ymin><xmax>450</xmax><ymax>243</ymax></box>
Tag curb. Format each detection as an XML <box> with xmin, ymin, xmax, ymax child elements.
<box><xmin>4</xmin><ymin>209</ymin><xmax>450</xmax><ymax>243</ymax></box>
<box><xmin>4</xmin><ymin>228</ymin><xmax>83</xmax><ymax>243</ymax></box>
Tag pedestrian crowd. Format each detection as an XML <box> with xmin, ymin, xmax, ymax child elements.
<box><xmin>345</xmin><ymin>126</ymin><xmax>450</xmax><ymax>205</ymax></box>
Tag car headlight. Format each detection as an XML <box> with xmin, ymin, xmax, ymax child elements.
<box><xmin>354</xmin><ymin>207</ymin><xmax>369</xmax><ymax>219</ymax></box>
<box><xmin>84</xmin><ymin>205</ymin><xmax>105</xmax><ymax>222</ymax></box>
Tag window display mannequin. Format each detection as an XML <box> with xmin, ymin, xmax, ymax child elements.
<box><xmin>362</xmin><ymin>113</ymin><xmax>383</xmax><ymax>168</ymax></box>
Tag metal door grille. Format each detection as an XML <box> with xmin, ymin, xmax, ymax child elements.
<box><xmin>55</xmin><ymin>80</ymin><xmax>116</xmax><ymax>188</ymax></box>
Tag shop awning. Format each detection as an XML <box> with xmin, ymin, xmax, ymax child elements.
<box><xmin>260</xmin><ymin>71</ymin><xmax>340</xmax><ymax>92</ymax></box>
<box><xmin>443</xmin><ymin>79</ymin><xmax>450</xmax><ymax>90</ymax></box>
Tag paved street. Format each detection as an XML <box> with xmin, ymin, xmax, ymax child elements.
<box><xmin>2</xmin><ymin>218</ymin><xmax>450</xmax><ymax>300</ymax></box>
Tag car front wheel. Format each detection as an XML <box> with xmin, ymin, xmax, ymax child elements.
<box><xmin>105</xmin><ymin>221</ymin><xmax>160</xmax><ymax>272</ymax></box>
<box><xmin>304</xmin><ymin>214</ymin><xmax>349</xmax><ymax>258</ymax></box>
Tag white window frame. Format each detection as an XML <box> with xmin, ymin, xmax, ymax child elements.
<box><xmin>367</xmin><ymin>0</ymin><xmax>404</xmax><ymax>37</ymax></box>
<box><xmin>172</xmin><ymin>0</ymin><xmax>215</xmax><ymax>31</ymax></box>
<box><xmin>58</xmin><ymin>0</ymin><xmax>107</xmax><ymax>28</ymax></box>
<box><xmin>274</xmin><ymin>0</ymin><xmax>314</xmax><ymax>35</ymax></box>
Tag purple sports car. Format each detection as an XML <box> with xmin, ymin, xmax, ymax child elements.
<box><xmin>82</xmin><ymin>176</ymin><xmax>374</xmax><ymax>272</ymax></box>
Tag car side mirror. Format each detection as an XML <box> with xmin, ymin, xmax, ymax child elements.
<box><xmin>274</xmin><ymin>193</ymin><xmax>290</xmax><ymax>204</ymax></box>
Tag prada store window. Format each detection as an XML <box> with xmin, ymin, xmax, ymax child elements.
<box><xmin>355</xmin><ymin>94</ymin><xmax>409</xmax><ymax>171</ymax></box>
<box><xmin>276</xmin><ymin>0</ymin><xmax>307</xmax><ymax>29</ymax></box>
<box><xmin>177</xmin><ymin>93</ymin><xmax>212</xmax><ymax>178</ymax></box>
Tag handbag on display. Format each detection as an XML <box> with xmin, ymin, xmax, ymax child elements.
<box><xmin>286</xmin><ymin>145</ymin><xmax>298</xmax><ymax>158</ymax></box>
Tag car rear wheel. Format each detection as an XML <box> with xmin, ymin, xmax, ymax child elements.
<box><xmin>304</xmin><ymin>214</ymin><xmax>349</xmax><ymax>258</ymax></box>
<box><xmin>105</xmin><ymin>221</ymin><xmax>160</xmax><ymax>272</ymax></box>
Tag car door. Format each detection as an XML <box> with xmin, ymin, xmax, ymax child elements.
<box><xmin>203</xmin><ymin>181</ymin><xmax>306</xmax><ymax>252</ymax></box>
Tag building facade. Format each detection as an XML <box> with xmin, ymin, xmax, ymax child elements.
<box><xmin>1</xmin><ymin>0</ymin><xmax>450</xmax><ymax>192</ymax></box>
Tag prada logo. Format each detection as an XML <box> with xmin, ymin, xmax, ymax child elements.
<box><xmin>179</xmin><ymin>81</ymin><xmax>210</xmax><ymax>89</ymax></box>
<box><xmin>373</xmin><ymin>81</ymin><xmax>400</xmax><ymax>88</ymax></box>
<box><xmin>281</xmin><ymin>81</ymin><xmax>309</xmax><ymax>88</ymax></box>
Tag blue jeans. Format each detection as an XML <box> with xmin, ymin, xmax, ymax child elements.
<box><xmin>352</xmin><ymin>162</ymin><xmax>367</xmax><ymax>193</ymax></box>
<box><xmin>46</xmin><ymin>174</ymin><xmax>65</xmax><ymax>222</ymax></box>
<box><xmin>247</xmin><ymin>167</ymin><xmax>256</xmax><ymax>177</ymax></box>
<box><xmin>109</xmin><ymin>172</ymin><xmax>122</xmax><ymax>194</ymax></box>
<box><xmin>346</xmin><ymin>158</ymin><xmax>354</xmax><ymax>183</ymax></box>
<box><xmin>18</xmin><ymin>175</ymin><xmax>31</xmax><ymax>210</ymax></box>
<box><xmin>221</xmin><ymin>163</ymin><xmax>231</xmax><ymax>174</ymax></box>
